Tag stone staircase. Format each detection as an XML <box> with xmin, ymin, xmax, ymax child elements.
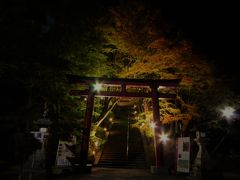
<box><xmin>127</xmin><ymin>127</ymin><xmax>146</xmax><ymax>168</ymax></box>
<box><xmin>98</xmin><ymin>117</ymin><xmax>147</xmax><ymax>168</ymax></box>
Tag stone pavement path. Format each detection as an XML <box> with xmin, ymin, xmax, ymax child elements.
<box><xmin>50</xmin><ymin>167</ymin><xmax>188</xmax><ymax>180</ymax></box>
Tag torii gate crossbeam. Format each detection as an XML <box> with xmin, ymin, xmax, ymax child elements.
<box><xmin>67</xmin><ymin>75</ymin><xmax>181</xmax><ymax>170</ymax></box>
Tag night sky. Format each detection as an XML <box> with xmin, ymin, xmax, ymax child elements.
<box><xmin>138</xmin><ymin>0</ymin><xmax>239</xmax><ymax>92</ymax></box>
<box><xmin>159</xmin><ymin>1</ymin><xmax>239</xmax><ymax>73</ymax></box>
<box><xmin>160</xmin><ymin>1</ymin><xmax>239</xmax><ymax>93</ymax></box>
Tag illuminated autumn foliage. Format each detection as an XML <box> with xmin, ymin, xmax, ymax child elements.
<box><xmin>86</xmin><ymin>2</ymin><xmax>216</xmax><ymax>131</ymax></box>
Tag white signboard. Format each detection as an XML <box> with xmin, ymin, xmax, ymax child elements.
<box><xmin>176</xmin><ymin>137</ymin><xmax>190</xmax><ymax>173</ymax></box>
<box><xmin>55</xmin><ymin>136</ymin><xmax>76</xmax><ymax>167</ymax></box>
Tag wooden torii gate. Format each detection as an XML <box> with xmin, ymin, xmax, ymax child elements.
<box><xmin>68</xmin><ymin>75</ymin><xmax>181</xmax><ymax>170</ymax></box>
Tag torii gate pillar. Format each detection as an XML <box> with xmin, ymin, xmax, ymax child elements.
<box><xmin>80</xmin><ymin>91</ymin><xmax>95</xmax><ymax>167</ymax></box>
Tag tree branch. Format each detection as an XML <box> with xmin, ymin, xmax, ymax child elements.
<box><xmin>95</xmin><ymin>98</ymin><xmax>120</xmax><ymax>128</ymax></box>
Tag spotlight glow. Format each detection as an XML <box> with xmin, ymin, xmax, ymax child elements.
<box><xmin>93</xmin><ymin>82</ymin><xmax>102</xmax><ymax>92</ymax></box>
<box><xmin>150</xmin><ymin>122</ymin><xmax>156</xmax><ymax>129</ymax></box>
<box><xmin>220</xmin><ymin>106</ymin><xmax>235</xmax><ymax>120</ymax></box>
<box><xmin>159</xmin><ymin>132</ymin><xmax>169</xmax><ymax>144</ymax></box>
<box><xmin>158</xmin><ymin>86</ymin><xmax>165</xmax><ymax>90</ymax></box>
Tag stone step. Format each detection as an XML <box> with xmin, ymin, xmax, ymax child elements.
<box><xmin>98</xmin><ymin>162</ymin><xmax>147</xmax><ymax>169</ymax></box>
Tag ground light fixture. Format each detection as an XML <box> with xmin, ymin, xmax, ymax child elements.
<box><xmin>109</xmin><ymin>118</ymin><xmax>113</xmax><ymax>123</ymax></box>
